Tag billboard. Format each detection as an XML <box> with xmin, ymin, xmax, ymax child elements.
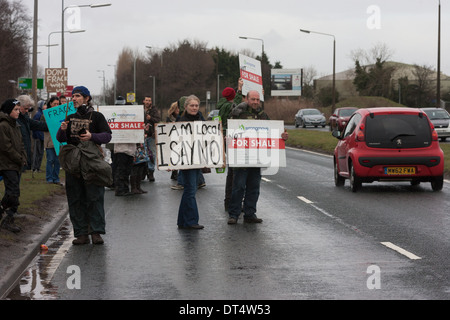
<box><xmin>271</xmin><ymin>69</ymin><xmax>302</xmax><ymax>97</ymax></box>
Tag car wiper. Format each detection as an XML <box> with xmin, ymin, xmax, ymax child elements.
<box><xmin>390</xmin><ymin>133</ymin><xmax>416</xmax><ymax>141</ymax></box>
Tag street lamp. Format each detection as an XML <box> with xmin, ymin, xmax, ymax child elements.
<box><xmin>217</xmin><ymin>74</ymin><xmax>223</xmax><ymax>105</ymax></box>
<box><xmin>48</xmin><ymin>30</ymin><xmax>85</xmax><ymax>68</ymax></box>
<box><xmin>437</xmin><ymin>0</ymin><xmax>441</xmax><ymax>108</ymax></box>
<box><xmin>108</xmin><ymin>64</ymin><xmax>116</xmax><ymax>103</ymax></box>
<box><xmin>149</xmin><ymin>75</ymin><xmax>156</xmax><ymax>106</ymax></box>
<box><xmin>300</xmin><ymin>29</ymin><xmax>336</xmax><ymax>112</ymax></box>
<box><xmin>239</xmin><ymin>36</ymin><xmax>264</xmax><ymax>62</ymax></box>
<box><xmin>61</xmin><ymin>1</ymin><xmax>111</xmax><ymax>68</ymax></box>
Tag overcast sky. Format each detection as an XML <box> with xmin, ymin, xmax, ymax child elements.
<box><xmin>24</xmin><ymin>0</ymin><xmax>450</xmax><ymax>99</ymax></box>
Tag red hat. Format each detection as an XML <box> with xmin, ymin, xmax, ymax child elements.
<box><xmin>222</xmin><ymin>87</ymin><xmax>236</xmax><ymax>101</ymax></box>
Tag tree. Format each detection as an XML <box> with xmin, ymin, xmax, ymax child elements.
<box><xmin>0</xmin><ymin>0</ymin><xmax>31</xmax><ymax>102</ymax></box>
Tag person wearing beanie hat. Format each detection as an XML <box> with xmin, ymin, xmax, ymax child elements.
<box><xmin>0</xmin><ymin>99</ymin><xmax>27</xmax><ymax>233</ymax></box>
<box><xmin>217</xmin><ymin>78</ymin><xmax>244</xmax><ymax>212</ymax></box>
<box><xmin>57</xmin><ymin>85</ymin><xmax>112</xmax><ymax>245</ymax></box>
<box><xmin>222</xmin><ymin>87</ymin><xmax>236</xmax><ymax>101</ymax></box>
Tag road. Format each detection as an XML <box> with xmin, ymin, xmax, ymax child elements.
<box><xmin>7</xmin><ymin>147</ymin><xmax>450</xmax><ymax>301</ymax></box>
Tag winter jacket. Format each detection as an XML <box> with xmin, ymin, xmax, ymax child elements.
<box><xmin>0</xmin><ymin>112</ymin><xmax>27</xmax><ymax>172</ymax></box>
<box><xmin>144</xmin><ymin>106</ymin><xmax>161</xmax><ymax>138</ymax></box>
<box><xmin>218</xmin><ymin>91</ymin><xmax>243</xmax><ymax>132</ymax></box>
<box><xmin>231</xmin><ymin>102</ymin><xmax>270</xmax><ymax>120</ymax></box>
<box><xmin>17</xmin><ymin>112</ymin><xmax>48</xmax><ymax>169</ymax></box>
<box><xmin>32</xmin><ymin>105</ymin><xmax>45</xmax><ymax>141</ymax></box>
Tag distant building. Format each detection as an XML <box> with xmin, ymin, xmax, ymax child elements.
<box><xmin>314</xmin><ymin>61</ymin><xmax>450</xmax><ymax>103</ymax></box>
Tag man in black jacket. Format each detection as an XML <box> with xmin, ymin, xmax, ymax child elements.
<box><xmin>16</xmin><ymin>95</ymin><xmax>48</xmax><ymax>171</ymax></box>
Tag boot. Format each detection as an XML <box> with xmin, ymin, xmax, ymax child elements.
<box><xmin>147</xmin><ymin>169</ymin><xmax>155</xmax><ymax>182</ymax></box>
<box><xmin>136</xmin><ymin>177</ymin><xmax>147</xmax><ymax>194</ymax></box>
<box><xmin>130</xmin><ymin>176</ymin><xmax>141</xmax><ymax>194</ymax></box>
<box><xmin>1</xmin><ymin>215</ymin><xmax>21</xmax><ymax>233</ymax></box>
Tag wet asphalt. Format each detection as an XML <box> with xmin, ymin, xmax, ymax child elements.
<box><xmin>6</xmin><ymin>147</ymin><xmax>450</xmax><ymax>301</ymax></box>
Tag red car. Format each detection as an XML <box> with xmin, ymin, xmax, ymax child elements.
<box><xmin>332</xmin><ymin>108</ymin><xmax>444</xmax><ymax>192</ymax></box>
<box><xmin>329</xmin><ymin>107</ymin><xmax>358</xmax><ymax>131</ymax></box>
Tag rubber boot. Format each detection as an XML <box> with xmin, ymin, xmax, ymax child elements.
<box><xmin>147</xmin><ymin>169</ymin><xmax>155</xmax><ymax>182</ymax></box>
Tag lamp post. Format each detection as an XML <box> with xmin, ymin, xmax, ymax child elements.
<box><xmin>300</xmin><ymin>29</ymin><xmax>336</xmax><ymax>112</ymax></box>
<box><xmin>108</xmin><ymin>64</ymin><xmax>116</xmax><ymax>103</ymax></box>
<box><xmin>97</xmin><ymin>69</ymin><xmax>106</xmax><ymax>105</ymax></box>
<box><xmin>149</xmin><ymin>75</ymin><xmax>156</xmax><ymax>106</ymax></box>
<box><xmin>217</xmin><ymin>74</ymin><xmax>223</xmax><ymax>105</ymax></box>
<box><xmin>239</xmin><ymin>36</ymin><xmax>264</xmax><ymax>62</ymax></box>
<box><xmin>61</xmin><ymin>1</ymin><xmax>111</xmax><ymax>68</ymax></box>
<box><xmin>48</xmin><ymin>30</ymin><xmax>85</xmax><ymax>68</ymax></box>
<box><xmin>437</xmin><ymin>0</ymin><xmax>441</xmax><ymax>108</ymax></box>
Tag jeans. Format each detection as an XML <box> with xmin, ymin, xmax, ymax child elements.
<box><xmin>177</xmin><ymin>169</ymin><xmax>200</xmax><ymax>227</ymax></box>
<box><xmin>228</xmin><ymin>168</ymin><xmax>261</xmax><ymax>219</ymax></box>
<box><xmin>45</xmin><ymin>148</ymin><xmax>60</xmax><ymax>183</ymax></box>
<box><xmin>145</xmin><ymin>137</ymin><xmax>156</xmax><ymax>171</ymax></box>
<box><xmin>177</xmin><ymin>169</ymin><xmax>205</xmax><ymax>186</ymax></box>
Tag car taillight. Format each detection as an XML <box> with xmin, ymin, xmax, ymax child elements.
<box><xmin>432</xmin><ymin>128</ymin><xmax>439</xmax><ymax>141</ymax></box>
<box><xmin>356</xmin><ymin>124</ymin><xmax>365</xmax><ymax>141</ymax></box>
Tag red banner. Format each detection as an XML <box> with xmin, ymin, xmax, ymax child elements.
<box><xmin>228</xmin><ymin>138</ymin><xmax>285</xmax><ymax>149</ymax></box>
<box><xmin>240</xmin><ymin>70</ymin><xmax>263</xmax><ymax>85</ymax></box>
<box><xmin>109</xmin><ymin>122</ymin><xmax>144</xmax><ymax>130</ymax></box>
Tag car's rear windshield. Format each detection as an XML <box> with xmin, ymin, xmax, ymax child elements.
<box><xmin>365</xmin><ymin>114</ymin><xmax>432</xmax><ymax>149</ymax></box>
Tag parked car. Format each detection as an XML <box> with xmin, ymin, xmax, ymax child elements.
<box><xmin>295</xmin><ymin>108</ymin><xmax>326</xmax><ymax>128</ymax></box>
<box><xmin>207</xmin><ymin>109</ymin><xmax>219</xmax><ymax>120</ymax></box>
<box><xmin>332</xmin><ymin>107</ymin><xmax>444</xmax><ymax>192</ymax></box>
<box><xmin>329</xmin><ymin>107</ymin><xmax>358</xmax><ymax>131</ymax></box>
<box><xmin>420</xmin><ymin>107</ymin><xmax>450</xmax><ymax>141</ymax></box>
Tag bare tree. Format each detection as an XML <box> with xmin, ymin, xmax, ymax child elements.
<box><xmin>0</xmin><ymin>0</ymin><xmax>32</xmax><ymax>102</ymax></box>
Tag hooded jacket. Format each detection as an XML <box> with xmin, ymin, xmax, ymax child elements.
<box><xmin>0</xmin><ymin>112</ymin><xmax>27</xmax><ymax>172</ymax></box>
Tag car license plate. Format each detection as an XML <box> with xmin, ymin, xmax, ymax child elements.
<box><xmin>384</xmin><ymin>167</ymin><xmax>416</xmax><ymax>175</ymax></box>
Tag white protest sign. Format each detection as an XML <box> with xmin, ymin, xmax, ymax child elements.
<box><xmin>156</xmin><ymin>121</ymin><xmax>225</xmax><ymax>171</ymax></box>
<box><xmin>98</xmin><ymin>105</ymin><xmax>145</xmax><ymax>143</ymax></box>
<box><xmin>227</xmin><ymin>119</ymin><xmax>286</xmax><ymax>175</ymax></box>
<box><xmin>239</xmin><ymin>54</ymin><xmax>264</xmax><ymax>101</ymax></box>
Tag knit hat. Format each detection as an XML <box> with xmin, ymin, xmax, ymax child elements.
<box><xmin>72</xmin><ymin>86</ymin><xmax>91</xmax><ymax>97</ymax></box>
<box><xmin>1</xmin><ymin>99</ymin><xmax>20</xmax><ymax>115</ymax></box>
<box><xmin>222</xmin><ymin>87</ymin><xmax>236</xmax><ymax>101</ymax></box>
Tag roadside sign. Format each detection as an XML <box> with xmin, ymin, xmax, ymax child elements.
<box><xmin>127</xmin><ymin>92</ymin><xmax>136</xmax><ymax>103</ymax></box>
<box><xmin>18</xmin><ymin>78</ymin><xmax>44</xmax><ymax>90</ymax></box>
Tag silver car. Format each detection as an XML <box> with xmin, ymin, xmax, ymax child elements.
<box><xmin>295</xmin><ymin>108</ymin><xmax>326</xmax><ymax>128</ymax></box>
<box><xmin>421</xmin><ymin>108</ymin><xmax>450</xmax><ymax>141</ymax></box>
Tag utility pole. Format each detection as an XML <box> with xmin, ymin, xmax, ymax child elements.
<box><xmin>32</xmin><ymin>0</ymin><xmax>38</xmax><ymax>104</ymax></box>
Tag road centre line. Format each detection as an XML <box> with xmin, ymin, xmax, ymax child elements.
<box><xmin>297</xmin><ymin>196</ymin><xmax>314</xmax><ymax>204</ymax></box>
<box><xmin>380</xmin><ymin>242</ymin><xmax>422</xmax><ymax>260</ymax></box>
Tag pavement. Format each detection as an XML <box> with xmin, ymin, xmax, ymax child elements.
<box><xmin>0</xmin><ymin>200</ymin><xmax>69</xmax><ymax>299</ymax></box>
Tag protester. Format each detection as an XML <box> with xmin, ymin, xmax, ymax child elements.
<box><xmin>16</xmin><ymin>95</ymin><xmax>48</xmax><ymax>172</ymax></box>
<box><xmin>113</xmin><ymin>143</ymin><xmax>136</xmax><ymax>196</ymax></box>
<box><xmin>176</xmin><ymin>95</ymin><xmax>204</xmax><ymax>230</ymax></box>
<box><xmin>31</xmin><ymin>100</ymin><xmax>46</xmax><ymax>173</ymax></box>
<box><xmin>43</xmin><ymin>96</ymin><xmax>62</xmax><ymax>184</ymax></box>
<box><xmin>57</xmin><ymin>86</ymin><xmax>112</xmax><ymax>245</ymax></box>
<box><xmin>0</xmin><ymin>99</ymin><xmax>27</xmax><ymax>233</ymax></box>
<box><xmin>143</xmin><ymin>95</ymin><xmax>160</xmax><ymax>182</ymax></box>
<box><xmin>130</xmin><ymin>143</ymin><xmax>148</xmax><ymax>194</ymax></box>
<box><xmin>227</xmin><ymin>90</ymin><xmax>288</xmax><ymax>225</ymax></box>
<box><xmin>217</xmin><ymin>78</ymin><xmax>244</xmax><ymax>211</ymax></box>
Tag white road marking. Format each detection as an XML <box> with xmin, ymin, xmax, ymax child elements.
<box><xmin>381</xmin><ymin>242</ymin><xmax>422</xmax><ymax>260</ymax></box>
<box><xmin>297</xmin><ymin>196</ymin><xmax>314</xmax><ymax>204</ymax></box>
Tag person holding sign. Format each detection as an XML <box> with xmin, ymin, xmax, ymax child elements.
<box><xmin>57</xmin><ymin>86</ymin><xmax>112</xmax><ymax>245</ymax></box>
<box><xmin>176</xmin><ymin>95</ymin><xmax>205</xmax><ymax>230</ymax></box>
<box><xmin>227</xmin><ymin>90</ymin><xmax>288</xmax><ymax>225</ymax></box>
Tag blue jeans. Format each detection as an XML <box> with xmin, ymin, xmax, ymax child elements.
<box><xmin>228</xmin><ymin>168</ymin><xmax>261</xmax><ymax>219</ymax></box>
<box><xmin>177</xmin><ymin>169</ymin><xmax>205</xmax><ymax>186</ymax></box>
<box><xmin>145</xmin><ymin>137</ymin><xmax>156</xmax><ymax>171</ymax></box>
<box><xmin>46</xmin><ymin>148</ymin><xmax>60</xmax><ymax>183</ymax></box>
<box><xmin>177</xmin><ymin>169</ymin><xmax>200</xmax><ymax>227</ymax></box>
